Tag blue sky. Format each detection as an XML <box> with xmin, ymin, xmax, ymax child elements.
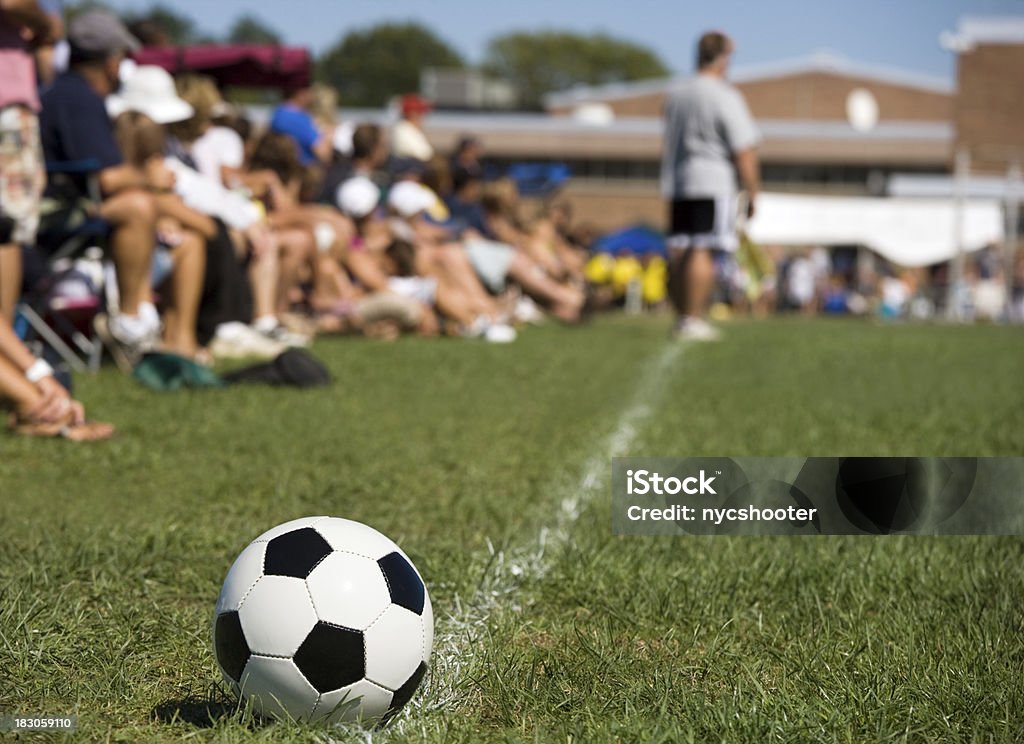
<box><xmin>100</xmin><ymin>0</ymin><xmax>1023</xmax><ymax>82</ymax></box>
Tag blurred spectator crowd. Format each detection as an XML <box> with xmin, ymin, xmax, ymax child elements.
<box><xmin>1</xmin><ymin>8</ymin><xmax>594</xmax><ymax>438</ymax></box>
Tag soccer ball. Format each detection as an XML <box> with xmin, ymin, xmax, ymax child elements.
<box><xmin>212</xmin><ymin>516</ymin><xmax>433</xmax><ymax>725</ymax></box>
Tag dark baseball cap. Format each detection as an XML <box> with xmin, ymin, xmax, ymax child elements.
<box><xmin>68</xmin><ymin>10</ymin><xmax>141</xmax><ymax>57</ymax></box>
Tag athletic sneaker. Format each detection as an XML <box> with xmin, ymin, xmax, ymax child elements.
<box><xmin>461</xmin><ymin>316</ymin><xmax>517</xmax><ymax>344</ymax></box>
<box><xmin>252</xmin><ymin>316</ymin><xmax>311</xmax><ymax>348</ymax></box>
<box><xmin>210</xmin><ymin>322</ymin><xmax>286</xmax><ymax>360</ymax></box>
<box><xmin>94</xmin><ymin>312</ymin><xmax>160</xmax><ymax>372</ymax></box>
<box><xmin>672</xmin><ymin>316</ymin><xmax>722</xmax><ymax>342</ymax></box>
<box><xmin>256</xmin><ymin>322</ymin><xmax>311</xmax><ymax>348</ymax></box>
<box><xmin>513</xmin><ymin>296</ymin><xmax>546</xmax><ymax>325</ymax></box>
<box><xmin>483</xmin><ymin>323</ymin><xmax>517</xmax><ymax>344</ymax></box>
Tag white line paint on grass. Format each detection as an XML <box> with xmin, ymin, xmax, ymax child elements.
<box><xmin>398</xmin><ymin>342</ymin><xmax>687</xmax><ymax>728</ymax></box>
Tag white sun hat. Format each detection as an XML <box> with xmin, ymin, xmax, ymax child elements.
<box><xmin>336</xmin><ymin>176</ymin><xmax>381</xmax><ymax>219</ymax></box>
<box><xmin>107</xmin><ymin>65</ymin><xmax>194</xmax><ymax>124</ymax></box>
<box><xmin>387</xmin><ymin>180</ymin><xmax>436</xmax><ymax>219</ymax></box>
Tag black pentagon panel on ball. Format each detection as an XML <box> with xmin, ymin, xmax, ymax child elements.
<box><xmin>383</xmin><ymin>661</ymin><xmax>427</xmax><ymax>724</ymax></box>
<box><xmin>264</xmin><ymin>527</ymin><xmax>333</xmax><ymax>578</ymax></box>
<box><xmin>377</xmin><ymin>552</ymin><xmax>425</xmax><ymax>615</ymax></box>
<box><xmin>214</xmin><ymin>611</ymin><xmax>250</xmax><ymax>683</ymax></box>
<box><xmin>293</xmin><ymin>621</ymin><xmax>366</xmax><ymax>693</ymax></box>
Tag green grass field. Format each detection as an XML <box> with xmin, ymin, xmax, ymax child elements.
<box><xmin>2</xmin><ymin>316</ymin><xmax>1023</xmax><ymax>742</ymax></box>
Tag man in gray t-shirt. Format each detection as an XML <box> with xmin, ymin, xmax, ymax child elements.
<box><xmin>661</xmin><ymin>31</ymin><xmax>760</xmax><ymax>341</ymax></box>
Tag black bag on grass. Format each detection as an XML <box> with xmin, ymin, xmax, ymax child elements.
<box><xmin>222</xmin><ymin>349</ymin><xmax>331</xmax><ymax>388</ymax></box>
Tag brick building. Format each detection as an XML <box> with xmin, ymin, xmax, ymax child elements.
<box><xmin>946</xmin><ymin>17</ymin><xmax>1024</xmax><ymax>173</ymax></box>
<box><xmin>418</xmin><ymin>52</ymin><xmax>960</xmax><ymax>228</ymax></box>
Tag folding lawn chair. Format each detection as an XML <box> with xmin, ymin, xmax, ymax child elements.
<box><xmin>14</xmin><ymin>159</ymin><xmax>110</xmax><ymax>373</ymax></box>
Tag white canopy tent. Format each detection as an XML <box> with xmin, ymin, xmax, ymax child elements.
<box><xmin>747</xmin><ymin>193</ymin><xmax>1005</xmax><ymax>267</ymax></box>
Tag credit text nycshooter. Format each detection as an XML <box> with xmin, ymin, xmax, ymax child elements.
<box><xmin>626</xmin><ymin>504</ymin><xmax>818</xmax><ymax>524</ymax></box>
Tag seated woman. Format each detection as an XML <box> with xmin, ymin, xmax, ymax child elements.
<box><xmin>247</xmin><ymin>131</ymin><xmax>358</xmax><ymax>322</ymax></box>
<box><xmin>160</xmin><ymin>82</ymin><xmax>323</xmax><ymax>348</ymax></box>
<box><xmin>111</xmin><ymin>110</ymin><xmax>208</xmax><ymax>361</ymax></box>
<box><xmin>481</xmin><ymin>178</ymin><xmax>585</xmax><ymax>282</ymax></box>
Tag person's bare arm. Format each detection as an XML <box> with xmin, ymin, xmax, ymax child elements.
<box><xmin>735</xmin><ymin>148</ymin><xmax>760</xmax><ymax>218</ymax></box>
<box><xmin>312</xmin><ymin>129</ymin><xmax>335</xmax><ymax>163</ymax></box>
<box><xmin>344</xmin><ymin>250</ymin><xmax>390</xmax><ymax>293</ymax></box>
<box><xmin>486</xmin><ymin>213</ymin><xmax>525</xmax><ymax>247</ymax></box>
<box><xmin>32</xmin><ymin>8</ymin><xmax>61</xmax><ymax>83</ymax></box>
<box><xmin>0</xmin><ymin>317</ymin><xmax>38</xmax><ymax>371</ymax></box>
<box><xmin>97</xmin><ymin>165</ymin><xmax>149</xmax><ymax>196</ymax></box>
<box><xmin>99</xmin><ymin>158</ymin><xmax>176</xmax><ymax>198</ymax></box>
<box><xmin>231</xmin><ymin>168</ymin><xmax>279</xmax><ymax>197</ymax></box>
<box><xmin>154</xmin><ymin>193</ymin><xmax>217</xmax><ymax>239</ymax></box>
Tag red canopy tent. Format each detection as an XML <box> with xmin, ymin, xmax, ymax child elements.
<box><xmin>132</xmin><ymin>45</ymin><xmax>312</xmax><ymax>91</ymax></box>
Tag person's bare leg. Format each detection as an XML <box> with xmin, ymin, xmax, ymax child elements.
<box><xmin>667</xmin><ymin>249</ymin><xmax>689</xmax><ymax>318</ymax></box>
<box><xmin>525</xmin><ymin>233</ymin><xmax>566</xmax><ymax>280</ymax></box>
<box><xmin>248</xmin><ymin>231</ymin><xmax>280</xmax><ymax>322</ymax></box>
<box><xmin>507</xmin><ymin>252</ymin><xmax>583</xmax><ymax>321</ymax></box>
<box><xmin>683</xmin><ymin>248</ymin><xmax>715</xmax><ymax>318</ymax></box>
<box><xmin>275</xmin><ymin>227</ymin><xmax>314</xmax><ymax>315</ymax></box>
<box><xmin>416</xmin><ymin>303</ymin><xmax>439</xmax><ymax>337</ymax></box>
<box><xmin>269</xmin><ymin>206</ymin><xmax>354</xmax><ymax>261</ymax></box>
<box><xmin>436</xmin><ymin>244</ymin><xmax>503</xmax><ymax>318</ymax></box>
<box><xmin>433</xmin><ymin>280</ymin><xmax>477</xmax><ymax>329</ymax></box>
<box><xmin>0</xmin><ymin>244</ymin><xmax>22</xmax><ymax>323</ymax></box>
<box><xmin>161</xmin><ymin>230</ymin><xmax>205</xmax><ymax>357</ymax></box>
<box><xmin>310</xmin><ymin>254</ymin><xmax>349</xmax><ymax>309</ymax></box>
<box><xmin>667</xmin><ymin>246</ymin><xmax>721</xmax><ymax>340</ymax></box>
<box><xmin>99</xmin><ymin>190</ymin><xmax>157</xmax><ymax>315</ymax></box>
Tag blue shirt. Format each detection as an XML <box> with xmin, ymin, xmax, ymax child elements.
<box><xmin>40</xmin><ymin>71</ymin><xmax>122</xmax><ymax>197</ymax></box>
<box><xmin>270</xmin><ymin>104</ymin><xmax>320</xmax><ymax>166</ymax></box>
<box><xmin>444</xmin><ymin>195</ymin><xmax>494</xmax><ymax>240</ymax></box>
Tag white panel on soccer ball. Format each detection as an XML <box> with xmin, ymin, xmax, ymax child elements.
<box><xmin>364</xmin><ymin>604</ymin><xmax>425</xmax><ymax>690</ymax></box>
<box><xmin>307</xmin><ymin>552</ymin><xmax>392</xmax><ymax>630</ymax></box>
<box><xmin>239</xmin><ymin>576</ymin><xmax>317</xmax><ymax>657</ymax></box>
<box><xmin>313</xmin><ymin>678</ymin><xmax>393</xmax><ymax>724</ymax></box>
<box><xmin>422</xmin><ymin>590</ymin><xmax>434</xmax><ymax>661</ymax></box>
<box><xmin>240</xmin><ymin>655</ymin><xmax>318</xmax><ymax>721</ymax></box>
<box><xmin>313</xmin><ymin>517</ymin><xmax>400</xmax><ymax>560</ymax></box>
<box><xmin>253</xmin><ymin>516</ymin><xmax>327</xmax><ymax>543</ymax></box>
<box><xmin>215</xmin><ymin>541</ymin><xmax>266</xmax><ymax>614</ymax></box>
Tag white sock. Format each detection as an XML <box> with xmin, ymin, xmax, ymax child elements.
<box><xmin>139</xmin><ymin>301</ymin><xmax>160</xmax><ymax>328</ymax></box>
<box><xmin>253</xmin><ymin>315</ymin><xmax>278</xmax><ymax>333</ymax></box>
<box><xmin>109</xmin><ymin>312</ymin><xmax>150</xmax><ymax>343</ymax></box>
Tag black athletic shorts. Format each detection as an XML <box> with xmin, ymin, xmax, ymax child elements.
<box><xmin>667</xmin><ymin>195</ymin><xmax>738</xmax><ymax>252</ymax></box>
<box><xmin>669</xmin><ymin>198</ymin><xmax>716</xmax><ymax>235</ymax></box>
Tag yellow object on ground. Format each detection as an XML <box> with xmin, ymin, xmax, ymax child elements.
<box><xmin>642</xmin><ymin>257</ymin><xmax>667</xmax><ymax>305</ymax></box>
<box><xmin>611</xmin><ymin>256</ymin><xmax>643</xmax><ymax>296</ymax></box>
<box><xmin>584</xmin><ymin>253</ymin><xmax>615</xmax><ymax>285</ymax></box>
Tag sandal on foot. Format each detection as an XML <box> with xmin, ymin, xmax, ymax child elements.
<box><xmin>8</xmin><ymin>410</ymin><xmax>114</xmax><ymax>442</ymax></box>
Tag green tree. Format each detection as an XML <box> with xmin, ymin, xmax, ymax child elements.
<box><xmin>483</xmin><ymin>31</ymin><xmax>670</xmax><ymax>110</ymax></box>
<box><xmin>228</xmin><ymin>14</ymin><xmax>282</xmax><ymax>45</ymax></box>
<box><xmin>121</xmin><ymin>3</ymin><xmax>201</xmax><ymax>46</ymax></box>
<box><xmin>317</xmin><ymin>22</ymin><xmax>463</xmax><ymax>108</ymax></box>
<box><xmin>64</xmin><ymin>1</ymin><xmax>113</xmax><ymax>23</ymax></box>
